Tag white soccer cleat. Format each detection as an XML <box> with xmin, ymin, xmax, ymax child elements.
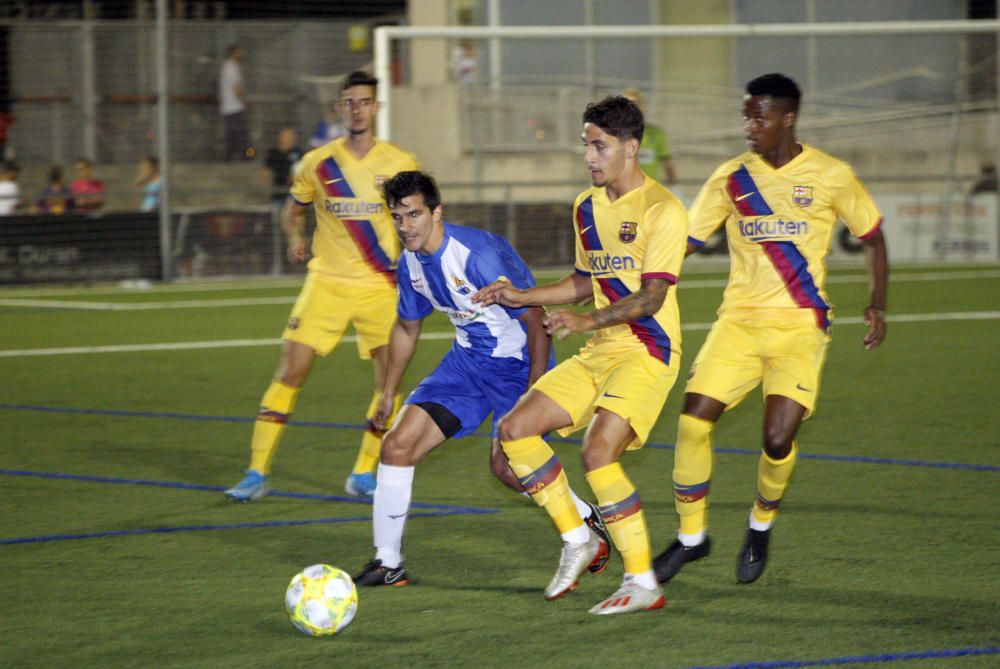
<box><xmin>543</xmin><ymin>527</ymin><xmax>607</xmax><ymax>601</ymax></box>
<box><xmin>588</xmin><ymin>575</ymin><xmax>666</xmax><ymax>615</ymax></box>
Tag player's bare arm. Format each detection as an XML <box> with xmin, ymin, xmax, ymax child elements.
<box><xmin>373</xmin><ymin>317</ymin><xmax>422</xmax><ymax>430</ymax></box>
<box><xmin>544</xmin><ymin>277</ymin><xmax>669</xmax><ymax>340</ymax></box>
<box><xmin>517</xmin><ymin>306</ymin><xmax>553</xmax><ymax>386</ymax></box>
<box><xmin>472</xmin><ymin>272</ymin><xmax>590</xmax><ymax>309</ymax></box>
<box><xmin>862</xmin><ymin>227</ymin><xmax>889</xmax><ymax>350</ymax></box>
<box><xmin>280</xmin><ymin>200</ymin><xmax>310</xmax><ymax>263</ymax></box>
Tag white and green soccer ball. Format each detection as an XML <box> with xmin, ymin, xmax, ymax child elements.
<box><xmin>285</xmin><ymin>564</ymin><xmax>358</xmax><ymax>637</ymax></box>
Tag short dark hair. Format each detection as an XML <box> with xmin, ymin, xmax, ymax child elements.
<box><xmin>226</xmin><ymin>43</ymin><xmax>240</xmax><ymax>58</ymax></box>
<box><xmin>582</xmin><ymin>95</ymin><xmax>644</xmax><ymax>143</ymax></box>
<box><xmin>746</xmin><ymin>73</ymin><xmax>801</xmax><ymax>112</ymax></box>
<box><xmin>49</xmin><ymin>165</ymin><xmax>63</xmax><ymax>183</ymax></box>
<box><xmin>341</xmin><ymin>70</ymin><xmax>378</xmax><ymax>93</ymax></box>
<box><xmin>382</xmin><ymin>171</ymin><xmax>441</xmax><ymax>212</ymax></box>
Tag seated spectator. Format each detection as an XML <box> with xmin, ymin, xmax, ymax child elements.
<box><xmin>70</xmin><ymin>158</ymin><xmax>106</xmax><ymax>213</ymax></box>
<box><xmin>263</xmin><ymin>126</ymin><xmax>303</xmax><ymax>205</ymax></box>
<box><xmin>33</xmin><ymin>164</ymin><xmax>75</xmax><ymax>214</ymax></box>
<box><xmin>0</xmin><ymin>161</ymin><xmax>20</xmax><ymax>215</ymax></box>
<box><xmin>135</xmin><ymin>155</ymin><xmax>161</xmax><ymax>211</ymax></box>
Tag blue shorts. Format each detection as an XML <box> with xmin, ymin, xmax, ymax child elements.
<box><xmin>405</xmin><ymin>344</ymin><xmax>531</xmax><ymax>439</ymax></box>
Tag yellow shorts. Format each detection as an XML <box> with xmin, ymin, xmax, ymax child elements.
<box><xmin>532</xmin><ymin>339</ymin><xmax>680</xmax><ymax>450</ymax></box>
<box><xmin>684</xmin><ymin>315</ymin><xmax>830</xmax><ymax>417</ymax></box>
<box><xmin>281</xmin><ymin>271</ymin><xmax>397</xmax><ymax>359</ymax></box>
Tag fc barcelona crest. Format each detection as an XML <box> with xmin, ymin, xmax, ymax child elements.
<box><xmin>792</xmin><ymin>185</ymin><xmax>813</xmax><ymax>207</ymax></box>
<box><xmin>618</xmin><ymin>221</ymin><xmax>638</xmax><ymax>243</ymax></box>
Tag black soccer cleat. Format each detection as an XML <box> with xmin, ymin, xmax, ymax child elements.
<box><xmin>653</xmin><ymin>536</ymin><xmax>712</xmax><ymax>583</ymax></box>
<box><xmin>353</xmin><ymin>559</ymin><xmax>410</xmax><ymax>587</ymax></box>
<box><xmin>584</xmin><ymin>502</ymin><xmax>612</xmax><ymax>574</ymax></box>
<box><xmin>736</xmin><ymin>528</ymin><xmax>770</xmax><ymax>584</ymax></box>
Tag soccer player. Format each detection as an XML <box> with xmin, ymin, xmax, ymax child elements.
<box><xmin>353</xmin><ymin>171</ymin><xmax>609</xmax><ymax>586</ymax></box>
<box><xmin>225</xmin><ymin>71</ymin><xmax>420</xmax><ymax>502</ymax></box>
<box><xmin>653</xmin><ymin>73</ymin><xmax>888</xmax><ymax>585</ymax></box>
<box><xmin>474</xmin><ymin>96</ymin><xmax>688</xmax><ymax>615</ymax></box>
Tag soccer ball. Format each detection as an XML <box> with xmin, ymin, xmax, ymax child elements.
<box><xmin>285</xmin><ymin>564</ymin><xmax>358</xmax><ymax>637</ymax></box>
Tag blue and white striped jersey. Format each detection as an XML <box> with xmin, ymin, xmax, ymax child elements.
<box><xmin>397</xmin><ymin>222</ymin><xmax>537</xmax><ymax>363</ymax></box>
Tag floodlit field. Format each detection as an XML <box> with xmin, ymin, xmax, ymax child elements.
<box><xmin>1</xmin><ymin>263</ymin><xmax>998</xmax><ymax>669</ymax></box>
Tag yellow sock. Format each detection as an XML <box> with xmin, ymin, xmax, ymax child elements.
<box><xmin>673</xmin><ymin>413</ymin><xmax>714</xmax><ymax>536</ymax></box>
<box><xmin>351</xmin><ymin>391</ymin><xmax>401</xmax><ymax>476</ymax></box>
<box><xmin>502</xmin><ymin>436</ymin><xmax>582</xmax><ymax>535</ymax></box>
<box><xmin>249</xmin><ymin>381</ymin><xmax>300</xmax><ymax>474</ymax></box>
<box><xmin>752</xmin><ymin>442</ymin><xmax>798</xmax><ymax>527</ymax></box>
<box><xmin>586</xmin><ymin>462</ymin><xmax>651</xmax><ymax>575</ymax></box>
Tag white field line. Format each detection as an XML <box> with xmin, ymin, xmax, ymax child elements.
<box><xmin>1</xmin><ymin>268</ymin><xmax>998</xmax><ymax>311</ymax></box>
<box><xmin>2</xmin><ymin>311</ymin><xmax>998</xmax><ymax>358</ymax></box>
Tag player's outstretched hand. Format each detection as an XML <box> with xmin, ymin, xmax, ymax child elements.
<box><xmin>543</xmin><ymin>309</ymin><xmax>592</xmax><ymax>340</ymax></box>
<box><xmin>371</xmin><ymin>393</ymin><xmax>396</xmax><ymax>432</ymax></box>
<box><xmin>472</xmin><ymin>277</ymin><xmax>526</xmax><ymax>308</ymax></box>
<box><xmin>862</xmin><ymin>306</ymin><xmax>886</xmax><ymax>350</ymax></box>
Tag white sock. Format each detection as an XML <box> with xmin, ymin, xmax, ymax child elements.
<box><xmin>678</xmin><ymin>530</ymin><xmax>707</xmax><ymax>547</ymax></box>
<box><xmin>569</xmin><ymin>487</ymin><xmax>593</xmax><ymax>519</ymax></box>
<box><xmin>372</xmin><ymin>463</ymin><xmax>415</xmax><ymax>568</ymax></box>
<box><xmin>560</xmin><ymin>523</ymin><xmax>590</xmax><ymax>544</ymax></box>
<box><xmin>748</xmin><ymin>509</ymin><xmax>774</xmax><ymax>532</ymax></box>
<box><xmin>627</xmin><ymin>570</ymin><xmax>659</xmax><ymax>591</ymax></box>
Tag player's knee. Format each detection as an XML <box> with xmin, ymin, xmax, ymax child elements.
<box><xmin>580</xmin><ymin>441</ymin><xmax>618</xmax><ymax>471</ymax></box>
<box><xmin>379</xmin><ymin>430</ymin><xmax>415</xmax><ymax>466</ymax></box>
<box><xmin>761</xmin><ymin>431</ymin><xmax>793</xmax><ymax>460</ymax></box>
<box><xmin>496</xmin><ymin>412</ymin><xmax>528</xmax><ymax>443</ymax></box>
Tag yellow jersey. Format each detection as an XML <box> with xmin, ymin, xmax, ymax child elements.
<box><xmin>688</xmin><ymin>143</ymin><xmax>882</xmax><ymax>330</ymax></box>
<box><xmin>290</xmin><ymin>138</ymin><xmax>420</xmax><ymax>285</ymax></box>
<box><xmin>573</xmin><ymin>175</ymin><xmax>688</xmax><ymax>364</ymax></box>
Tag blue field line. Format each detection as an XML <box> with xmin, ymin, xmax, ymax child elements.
<box><xmin>0</xmin><ymin>508</ymin><xmax>495</xmax><ymax>546</ymax></box>
<box><xmin>0</xmin><ymin>468</ymin><xmax>499</xmax><ymax>546</ymax></box>
<box><xmin>681</xmin><ymin>645</ymin><xmax>1000</xmax><ymax>669</ymax></box>
<box><xmin>3</xmin><ymin>402</ymin><xmax>998</xmax><ymax>473</ymax></box>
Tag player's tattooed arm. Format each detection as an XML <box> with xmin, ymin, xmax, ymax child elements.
<box><xmin>589</xmin><ymin>277</ymin><xmax>669</xmax><ymax>329</ymax></box>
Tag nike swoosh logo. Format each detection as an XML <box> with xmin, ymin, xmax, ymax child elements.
<box><xmin>384</xmin><ymin>571</ymin><xmax>405</xmax><ymax>584</ymax></box>
<box><xmin>388</xmin><ymin>513</ymin><xmax>408</xmax><ymax>519</ymax></box>
<box><xmin>734</xmin><ymin>192</ymin><xmax>756</xmax><ymax>201</ymax></box>
<box><xmin>602</xmin><ymin>392</ymin><xmax>626</xmax><ymax>399</ymax></box>
<box><xmin>580</xmin><ymin>225</ymin><xmax>594</xmax><ymax>235</ymax></box>
<box><xmin>795</xmin><ymin>383</ymin><xmax>813</xmax><ymax>392</ymax></box>
<box><xmin>324</xmin><ymin>178</ymin><xmax>344</xmax><ymax>185</ymax></box>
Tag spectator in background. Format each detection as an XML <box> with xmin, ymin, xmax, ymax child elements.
<box><xmin>0</xmin><ymin>161</ymin><xmax>20</xmax><ymax>215</ymax></box>
<box><xmin>969</xmin><ymin>161</ymin><xmax>998</xmax><ymax>195</ymax></box>
<box><xmin>450</xmin><ymin>41</ymin><xmax>478</xmax><ymax>88</ymax></box>
<box><xmin>624</xmin><ymin>88</ymin><xmax>678</xmax><ymax>187</ymax></box>
<box><xmin>135</xmin><ymin>155</ymin><xmax>161</xmax><ymax>211</ymax></box>
<box><xmin>219</xmin><ymin>43</ymin><xmax>249</xmax><ymax>161</ymax></box>
<box><xmin>33</xmin><ymin>164</ymin><xmax>75</xmax><ymax>214</ymax></box>
<box><xmin>263</xmin><ymin>126</ymin><xmax>303</xmax><ymax>206</ymax></box>
<box><xmin>70</xmin><ymin>158</ymin><xmax>105</xmax><ymax>213</ymax></box>
<box><xmin>309</xmin><ymin>102</ymin><xmax>346</xmax><ymax>148</ymax></box>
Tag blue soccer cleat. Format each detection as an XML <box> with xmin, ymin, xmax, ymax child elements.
<box><xmin>344</xmin><ymin>472</ymin><xmax>377</xmax><ymax>498</ymax></box>
<box><xmin>224</xmin><ymin>469</ymin><xmax>270</xmax><ymax>502</ymax></box>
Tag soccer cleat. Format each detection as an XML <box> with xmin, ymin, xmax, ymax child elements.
<box><xmin>353</xmin><ymin>559</ymin><xmax>410</xmax><ymax>587</ymax></box>
<box><xmin>736</xmin><ymin>528</ymin><xmax>770</xmax><ymax>584</ymax></box>
<box><xmin>583</xmin><ymin>502</ymin><xmax>611</xmax><ymax>574</ymax></box>
<box><xmin>543</xmin><ymin>527</ymin><xmax>607</xmax><ymax>601</ymax></box>
<box><xmin>653</xmin><ymin>536</ymin><xmax>712</xmax><ymax>583</ymax></box>
<box><xmin>344</xmin><ymin>472</ymin><xmax>377</xmax><ymax>498</ymax></box>
<box><xmin>224</xmin><ymin>469</ymin><xmax>269</xmax><ymax>502</ymax></box>
<box><xmin>588</xmin><ymin>575</ymin><xmax>666</xmax><ymax>615</ymax></box>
